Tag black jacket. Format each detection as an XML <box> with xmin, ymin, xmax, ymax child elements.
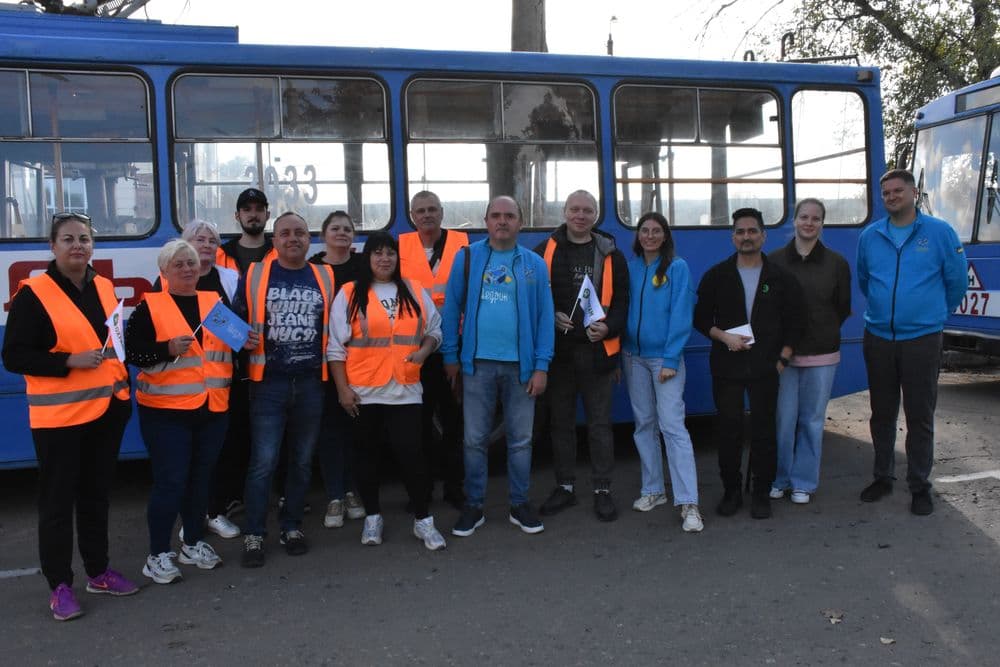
<box><xmin>534</xmin><ymin>224</ymin><xmax>629</xmax><ymax>373</ymax></box>
<box><xmin>769</xmin><ymin>240</ymin><xmax>851</xmax><ymax>356</ymax></box>
<box><xmin>693</xmin><ymin>252</ymin><xmax>804</xmax><ymax>380</ymax></box>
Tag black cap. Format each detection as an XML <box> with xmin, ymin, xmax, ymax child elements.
<box><xmin>236</xmin><ymin>188</ymin><xmax>268</xmax><ymax>210</ymax></box>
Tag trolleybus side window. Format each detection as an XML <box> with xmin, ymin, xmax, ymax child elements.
<box><xmin>974</xmin><ymin>114</ymin><xmax>999</xmax><ymax>242</ymax></box>
<box><xmin>912</xmin><ymin>114</ymin><xmax>988</xmax><ymax>242</ymax></box>
<box><xmin>405</xmin><ymin>79</ymin><xmax>599</xmax><ymax>229</ymax></box>
<box><xmin>172</xmin><ymin>74</ymin><xmax>389</xmax><ymax>233</ymax></box>
<box><xmin>791</xmin><ymin>89</ymin><xmax>869</xmax><ymax>225</ymax></box>
<box><xmin>0</xmin><ymin>69</ymin><xmax>154</xmax><ymax>240</ymax></box>
<box><xmin>613</xmin><ymin>85</ymin><xmax>781</xmax><ymax>227</ymax></box>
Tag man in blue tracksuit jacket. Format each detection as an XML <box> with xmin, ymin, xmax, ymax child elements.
<box><xmin>441</xmin><ymin>195</ymin><xmax>555</xmax><ymax>538</ymax></box>
<box><xmin>856</xmin><ymin>168</ymin><xmax>967</xmax><ymax>516</ymax></box>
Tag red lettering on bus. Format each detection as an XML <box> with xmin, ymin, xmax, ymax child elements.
<box><xmin>5</xmin><ymin>259</ymin><xmax>153</xmax><ymax>312</ymax></box>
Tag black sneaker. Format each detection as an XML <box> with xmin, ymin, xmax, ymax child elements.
<box><xmin>716</xmin><ymin>489</ymin><xmax>743</xmax><ymax>517</ymax></box>
<box><xmin>593</xmin><ymin>490</ymin><xmax>618</xmax><ymax>522</ymax></box>
<box><xmin>860</xmin><ymin>478</ymin><xmax>893</xmax><ymax>502</ymax></box>
<box><xmin>750</xmin><ymin>494</ymin><xmax>772</xmax><ymax>519</ymax></box>
<box><xmin>279</xmin><ymin>529</ymin><xmax>309</xmax><ymax>556</ymax></box>
<box><xmin>241</xmin><ymin>534</ymin><xmax>265</xmax><ymax>568</ymax></box>
<box><xmin>509</xmin><ymin>503</ymin><xmax>544</xmax><ymax>534</ymax></box>
<box><xmin>452</xmin><ymin>505</ymin><xmax>485</xmax><ymax>537</ymax></box>
<box><xmin>539</xmin><ymin>486</ymin><xmax>577</xmax><ymax>516</ymax></box>
<box><xmin>910</xmin><ymin>490</ymin><xmax>934</xmax><ymax>516</ymax></box>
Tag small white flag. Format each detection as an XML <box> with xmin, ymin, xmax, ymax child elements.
<box><xmin>576</xmin><ymin>275</ymin><xmax>606</xmax><ymax>327</ymax></box>
<box><xmin>104</xmin><ymin>299</ymin><xmax>126</xmax><ymax>362</ymax></box>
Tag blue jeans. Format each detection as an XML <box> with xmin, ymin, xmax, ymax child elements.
<box><xmin>462</xmin><ymin>361</ymin><xmax>536</xmax><ymax>507</ymax></box>
<box><xmin>774</xmin><ymin>363</ymin><xmax>838</xmax><ymax>494</ymax></box>
<box><xmin>244</xmin><ymin>373</ymin><xmax>324</xmax><ymax>536</ymax></box>
<box><xmin>623</xmin><ymin>354</ymin><xmax>699</xmax><ymax>505</ymax></box>
<box><xmin>139</xmin><ymin>405</ymin><xmax>228</xmax><ymax>555</ymax></box>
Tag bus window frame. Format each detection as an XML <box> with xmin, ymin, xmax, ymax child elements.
<box><xmin>167</xmin><ymin>68</ymin><xmax>393</xmax><ymax>235</ymax></box>
<box><xmin>0</xmin><ymin>64</ymin><xmax>158</xmax><ymax>243</ymax></box>
<box><xmin>788</xmin><ymin>84</ymin><xmax>873</xmax><ymax>228</ymax></box>
<box><xmin>610</xmin><ymin>78</ymin><xmax>786</xmax><ymax>229</ymax></box>
<box><xmin>402</xmin><ymin>73</ymin><xmax>603</xmax><ymax>232</ymax></box>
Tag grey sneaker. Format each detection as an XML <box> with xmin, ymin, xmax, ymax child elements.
<box><xmin>632</xmin><ymin>493</ymin><xmax>668</xmax><ymax>512</ymax></box>
<box><xmin>361</xmin><ymin>514</ymin><xmax>383</xmax><ymax>545</ymax></box>
<box><xmin>413</xmin><ymin>516</ymin><xmax>446</xmax><ymax>551</ymax></box>
<box><xmin>681</xmin><ymin>504</ymin><xmax>704</xmax><ymax>533</ymax></box>
<box><xmin>178</xmin><ymin>541</ymin><xmax>222</xmax><ymax>569</ymax></box>
<box><xmin>345</xmin><ymin>492</ymin><xmax>366</xmax><ymax>520</ymax></box>
<box><xmin>324</xmin><ymin>499</ymin><xmax>345</xmax><ymax>528</ymax></box>
<box><xmin>142</xmin><ymin>552</ymin><xmax>181</xmax><ymax>584</ymax></box>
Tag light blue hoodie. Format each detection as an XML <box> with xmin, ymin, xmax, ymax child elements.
<box><xmin>856</xmin><ymin>212</ymin><xmax>967</xmax><ymax>340</ymax></box>
<box><xmin>441</xmin><ymin>239</ymin><xmax>555</xmax><ymax>383</ymax></box>
<box><xmin>622</xmin><ymin>255</ymin><xmax>695</xmax><ymax>370</ymax></box>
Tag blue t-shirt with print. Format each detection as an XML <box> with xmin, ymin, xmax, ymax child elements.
<box><xmin>475</xmin><ymin>247</ymin><xmax>518</xmax><ymax>362</ymax></box>
<box><xmin>263</xmin><ymin>263</ymin><xmax>324</xmax><ymax>376</ymax></box>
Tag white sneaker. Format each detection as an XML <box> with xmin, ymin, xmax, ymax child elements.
<box><xmin>790</xmin><ymin>490</ymin><xmax>811</xmax><ymax>504</ymax></box>
<box><xmin>632</xmin><ymin>493</ymin><xmax>668</xmax><ymax>512</ymax></box>
<box><xmin>142</xmin><ymin>552</ymin><xmax>182</xmax><ymax>584</ymax></box>
<box><xmin>413</xmin><ymin>516</ymin><xmax>447</xmax><ymax>551</ymax></box>
<box><xmin>361</xmin><ymin>514</ymin><xmax>383</xmax><ymax>545</ymax></box>
<box><xmin>681</xmin><ymin>504</ymin><xmax>704</xmax><ymax>533</ymax></box>
<box><xmin>769</xmin><ymin>487</ymin><xmax>785</xmax><ymax>499</ymax></box>
<box><xmin>324</xmin><ymin>499</ymin><xmax>345</xmax><ymax>528</ymax></box>
<box><xmin>206</xmin><ymin>514</ymin><xmax>240</xmax><ymax>538</ymax></box>
<box><xmin>178</xmin><ymin>541</ymin><xmax>222</xmax><ymax>569</ymax></box>
<box><xmin>345</xmin><ymin>492</ymin><xmax>366</xmax><ymax>520</ymax></box>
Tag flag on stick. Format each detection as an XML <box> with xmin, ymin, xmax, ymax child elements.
<box><xmin>201</xmin><ymin>299</ymin><xmax>251</xmax><ymax>351</ymax></box>
<box><xmin>575</xmin><ymin>275</ymin><xmax>606</xmax><ymax>327</ymax></box>
<box><xmin>103</xmin><ymin>299</ymin><xmax>126</xmax><ymax>361</ymax></box>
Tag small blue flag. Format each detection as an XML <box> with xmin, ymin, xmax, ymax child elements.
<box><xmin>202</xmin><ymin>300</ymin><xmax>251</xmax><ymax>351</ymax></box>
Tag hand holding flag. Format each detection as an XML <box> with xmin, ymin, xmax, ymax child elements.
<box><xmin>574</xmin><ymin>274</ymin><xmax>606</xmax><ymax>327</ymax></box>
<box><xmin>201</xmin><ymin>299</ymin><xmax>251</xmax><ymax>351</ymax></box>
<box><xmin>103</xmin><ymin>299</ymin><xmax>126</xmax><ymax>362</ymax></box>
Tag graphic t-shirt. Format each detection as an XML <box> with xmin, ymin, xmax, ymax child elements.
<box><xmin>263</xmin><ymin>263</ymin><xmax>324</xmax><ymax>376</ymax></box>
<box><xmin>475</xmin><ymin>247</ymin><xmax>518</xmax><ymax>362</ymax></box>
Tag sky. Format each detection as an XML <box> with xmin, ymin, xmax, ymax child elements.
<box><xmin>134</xmin><ymin>0</ymin><xmax>792</xmax><ymax>61</ymax></box>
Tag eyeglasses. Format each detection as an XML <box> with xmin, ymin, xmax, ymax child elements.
<box><xmin>51</xmin><ymin>212</ymin><xmax>91</xmax><ymax>224</ymax></box>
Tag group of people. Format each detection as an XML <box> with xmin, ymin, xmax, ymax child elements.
<box><xmin>3</xmin><ymin>168</ymin><xmax>967</xmax><ymax>622</ymax></box>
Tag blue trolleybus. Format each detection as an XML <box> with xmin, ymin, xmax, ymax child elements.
<box><xmin>911</xmin><ymin>68</ymin><xmax>1000</xmax><ymax>354</ymax></box>
<box><xmin>0</xmin><ymin>10</ymin><xmax>885</xmax><ymax>468</ymax></box>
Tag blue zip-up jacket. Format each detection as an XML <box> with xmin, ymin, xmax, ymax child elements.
<box><xmin>622</xmin><ymin>255</ymin><xmax>694</xmax><ymax>370</ymax></box>
<box><xmin>441</xmin><ymin>239</ymin><xmax>555</xmax><ymax>383</ymax></box>
<box><xmin>856</xmin><ymin>212</ymin><xmax>967</xmax><ymax>341</ymax></box>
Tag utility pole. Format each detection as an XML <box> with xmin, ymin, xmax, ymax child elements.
<box><xmin>511</xmin><ymin>0</ymin><xmax>546</xmax><ymax>53</ymax></box>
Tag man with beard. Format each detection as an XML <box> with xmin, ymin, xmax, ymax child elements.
<box><xmin>217</xmin><ymin>188</ymin><xmax>276</xmax><ymax>272</ymax></box>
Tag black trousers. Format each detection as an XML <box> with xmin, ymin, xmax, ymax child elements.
<box><xmin>352</xmin><ymin>403</ymin><xmax>430</xmax><ymax>519</ymax></box>
<box><xmin>711</xmin><ymin>374</ymin><xmax>779</xmax><ymax>494</ymax></box>
<box><xmin>863</xmin><ymin>331</ymin><xmax>942</xmax><ymax>493</ymax></box>
<box><xmin>209</xmin><ymin>376</ymin><xmax>251</xmax><ymax>515</ymax></box>
<box><xmin>419</xmin><ymin>352</ymin><xmax>464</xmax><ymax>495</ymax></box>
<box><xmin>32</xmin><ymin>398</ymin><xmax>131</xmax><ymax>590</ymax></box>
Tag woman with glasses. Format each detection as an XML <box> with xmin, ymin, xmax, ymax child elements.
<box><xmin>621</xmin><ymin>212</ymin><xmax>703</xmax><ymax>533</ymax></box>
<box><xmin>2</xmin><ymin>212</ymin><xmax>138</xmax><ymax>621</ymax></box>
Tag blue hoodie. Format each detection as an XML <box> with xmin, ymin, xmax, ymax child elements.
<box><xmin>622</xmin><ymin>255</ymin><xmax>695</xmax><ymax>370</ymax></box>
<box><xmin>441</xmin><ymin>239</ymin><xmax>555</xmax><ymax>383</ymax></box>
<box><xmin>856</xmin><ymin>212</ymin><xmax>967</xmax><ymax>340</ymax></box>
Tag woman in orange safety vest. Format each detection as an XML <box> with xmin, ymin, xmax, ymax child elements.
<box><xmin>126</xmin><ymin>239</ymin><xmax>242</xmax><ymax>585</ymax></box>
<box><xmin>327</xmin><ymin>232</ymin><xmax>446</xmax><ymax>551</ymax></box>
<box><xmin>2</xmin><ymin>212</ymin><xmax>138</xmax><ymax>621</ymax></box>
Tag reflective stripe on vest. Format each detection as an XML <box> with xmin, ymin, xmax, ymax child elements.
<box><xmin>136</xmin><ymin>291</ymin><xmax>233</xmax><ymax>412</ymax></box>
<box><xmin>245</xmin><ymin>260</ymin><xmax>334</xmax><ymax>381</ymax></box>
<box><xmin>342</xmin><ymin>279</ymin><xmax>426</xmax><ymax>387</ymax></box>
<box><xmin>20</xmin><ymin>273</ymin><xmax>130</xmax><ymax>428</ymax></box>
<box><xmin>216</xmin><ymin>246</ymin><xmax>277</xmax><ymax>274</ymax></box>
<box><xmin>542</xmin><ymin>238</ymin><xmax>620</xmax><ymax>356</ymax></box>
<box><xmin>398</xmin><ymin>230</ymin><xmax>469</xmax><ymax>309</ymax></box>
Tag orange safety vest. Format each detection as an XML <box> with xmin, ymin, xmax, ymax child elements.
<box><xmin>245</xmin><ymin>260</ymin><xmax>335</xmax><ymax>381</ymax></box>
<box><xmin>398</xmin><ymin>230</ymin><xmax>469</xmax><ymax>309</ymax></box>
<box><xmin>136</xmin><ymin>291</ymin><xmax>233</xmax><ymax>412</ymax></box>
<box><xmin>216</xmin><ymin>245</ymin><xmax>277</xmax><ymax>273</ymax></box>
<box><xmin>20</xmin><ymin>273</ymin><xmax>130</xmax><ymax>429</ymax></box>
<box><xmin>341</xmin><ymin>279</ymin><xmax>427</xmax><ymax>387</ymax></box>
<box><xmin>542</xmin><ymin>238</ymin><xmax>621</xmax><ymax>356</ymax></box>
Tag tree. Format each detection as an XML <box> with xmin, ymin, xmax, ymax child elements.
<box><xmin>707</xmin><ymin>1</ymin><xmax>1000</xmax><ymax>158</ymax></box>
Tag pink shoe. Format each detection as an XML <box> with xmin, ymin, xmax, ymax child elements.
<box><xmin>86</xmin><ymin>568</ymin><xmax>139</xmax><ymax>596</ymax></box>
<box><xmin>50</xmin><ymin>583</ymin><xmax>83</xmax><ymax>621</ymax></box>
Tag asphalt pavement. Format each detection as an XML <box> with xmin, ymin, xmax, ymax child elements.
<box><xmin>1</xmin><ymin>370</ymin><xmax>999</xmax><ymax>665</ymax></box>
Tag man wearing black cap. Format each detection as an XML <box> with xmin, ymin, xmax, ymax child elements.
<box><xmin>217</xmin><ymin>188</ymin><xmax>276</xmax><ymax>273</ymax></box>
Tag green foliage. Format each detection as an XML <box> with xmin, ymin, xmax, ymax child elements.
<box><xmin>719</xmin><ymin>1</ymin><xmax>1000</xmax><ymax>158</ymax></box>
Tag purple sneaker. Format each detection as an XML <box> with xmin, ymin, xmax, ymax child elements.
<box><xmin>50</xmin><ymin>583</ymin><xmax>83</xmax><ymax>621</ymax></box>
<box><xmin>86</xmin><ymin>568</ymin><xmax>139</xmax><ymax>596</ymax></box>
